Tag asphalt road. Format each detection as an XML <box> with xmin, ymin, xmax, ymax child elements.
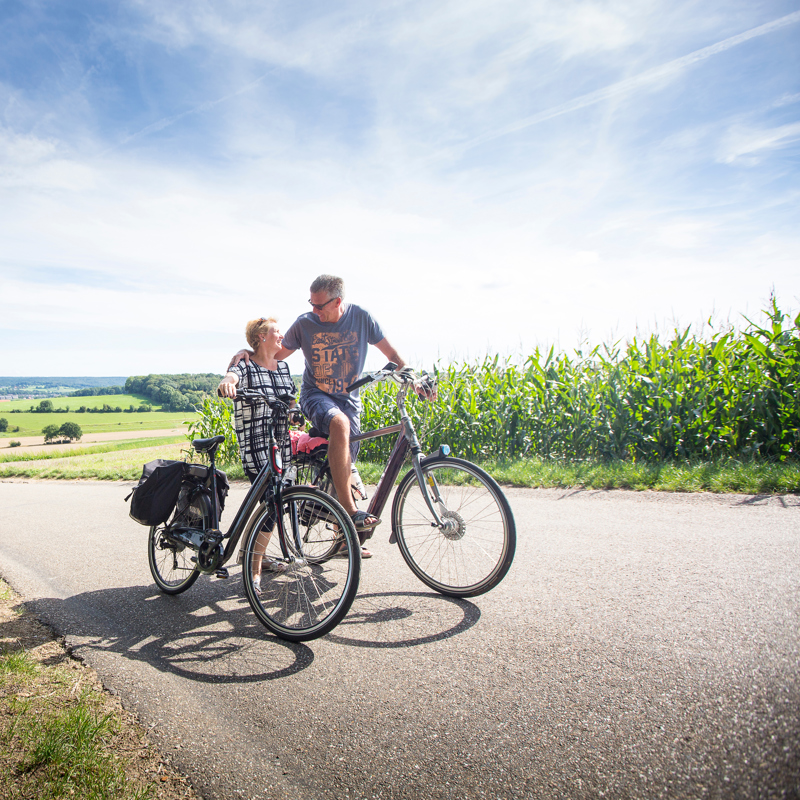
<box><xmin>0</xmin><ymin>479</ymin><xmax>798</xmax><ymax>799</ymax></box>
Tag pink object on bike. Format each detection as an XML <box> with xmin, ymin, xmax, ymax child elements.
<box><xmin>290</xmin><ymin>430</ymin><xmax>328</xmax><ymax>455</ymax></box>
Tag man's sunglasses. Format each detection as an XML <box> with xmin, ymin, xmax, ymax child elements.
<box><xmin>309</xmin><ymin>297</ymin><xmax>337</xmax><ymax>311</ymax></box>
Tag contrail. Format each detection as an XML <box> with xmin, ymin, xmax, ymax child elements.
<box><xmin>458</xmin><ymin>10</ymin><xmax>800</xmax><ymax>153</ymax></box>
<box><xmin>105</xmin><ymin>69</ymin><xmax>280</xmax><ymax>153</ymax></box>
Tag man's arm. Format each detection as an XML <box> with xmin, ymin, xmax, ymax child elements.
<box><xmin>227</xmin><ymin>345</ymin><xmax>296</xmax><ymax>370</ymax></box>
<box><xmin>227</xmin><ymin>350</ymin><xmax>252</xmax><ymax>370</ymax></box>
<box><xmin>374</xmin><ymin>338</ymin><xmax>405</xmax><ymax>370</ymax></box>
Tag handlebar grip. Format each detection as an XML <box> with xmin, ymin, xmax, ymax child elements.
<box><xmin>346</xmin><ymin>375</ymin><xmax>373</xmax><ymax>393</ymax></box>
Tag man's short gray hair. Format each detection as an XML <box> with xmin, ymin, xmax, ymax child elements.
<box><xmin>310</xmin><ymin>274</ymin><xmax>345</xmax><ymax>299</ymax></box>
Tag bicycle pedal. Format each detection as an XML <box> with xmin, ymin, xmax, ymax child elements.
<box><xmin>214</xmin><ymin>567</ymin><xmax>230</xmax><ymax>579</ymax></box>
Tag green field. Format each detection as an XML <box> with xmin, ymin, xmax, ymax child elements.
<box><xmin>0</xmin><ymin>394</ymin><xmax>196</xmax><ymax>438</ymax></box>
<box><xmin>1</xmin><ymin>393</ymin><xmax>155</xmax><ymax>412</ymax></box>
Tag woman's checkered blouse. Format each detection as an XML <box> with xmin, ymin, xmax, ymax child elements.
<box><xmin>228</xmin><ymin>360</ymin><xmax>296</xmax><ymax>475</ymax></box>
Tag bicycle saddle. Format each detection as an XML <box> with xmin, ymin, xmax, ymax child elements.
<box><xmin>192</xmin><ymin>435</ymin><xmax>225</xmax><ymax>453</ymax></box>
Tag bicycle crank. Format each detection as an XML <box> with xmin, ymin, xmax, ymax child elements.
<box><xmin>195</xmin><ymin>529</ymin><xmax>225</xmax><ymax>573</ymax></box>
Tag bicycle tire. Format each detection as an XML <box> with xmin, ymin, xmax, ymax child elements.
<box><xmin>292</xmin><ymin>449</ymin><xmax>343</xmax><ymax>561</ymax></box>
<box><xmin>391</xmin><ymin>456</ymin><xmax>516</xmax><ymax>597</ymax></box>
<box><xmin>148</xmin><ymin>480</ymin><xmax>208</xmax><ymax>594</ymax></box>
<box><xmin>148</xmin><ymin>526</ymin><xmax>201</xmax><ymax>594</ymax></box>
<box><xmin>241</xmin><ymin>486</ymin><xmax>361</xmax><ymax>641</ymax></box>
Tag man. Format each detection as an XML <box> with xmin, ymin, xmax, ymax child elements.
<box><xmin>230</xmin><ymin>275</ymin><xmax>405</xmax><ymax>554</ymax></box>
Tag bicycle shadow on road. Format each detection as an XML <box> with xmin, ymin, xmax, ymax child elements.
<box><xmin>28</xmin><ymin>576</ymin><xmax>314</xmax><ymax>684</ymax></box>
<box><xmin>327</xmin><ymin>591</ymin><xmax>481</xmax><ymax>648</ymax></box>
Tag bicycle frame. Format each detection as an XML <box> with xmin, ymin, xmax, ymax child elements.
<box><xmin>184</xmin><ymin>393</ymin><xmax>293</xmax><ymax>575</ymax></box>
<box><xmin>347</xmin><ymin>375</ymin><xmax>449</xmax><ymax>531</ymax></box>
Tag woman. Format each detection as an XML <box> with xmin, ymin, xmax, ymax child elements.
<box><xmin>218</xmin><ymin>317</ymin><xmax>297</xmax><ymax>593</ymax></box>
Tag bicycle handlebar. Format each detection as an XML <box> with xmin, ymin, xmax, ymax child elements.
<box><xmin>219</xmin><ymin>387</ymin><xmax>295</xmax><ymax>412</ymax></box>
<box><xmin>345</xmin><ymin>363</ymin><xmax>436</xmax><ymax>400</ymax></box>
<box><xmin>345</xmin><ymin>362</ymin><xmax>398</xmax><ymax>393</ymax></box>
<box><xmin>345</xmin><ymin>374</ymin><xmax>377</xmax><ymax>392</ymax></box>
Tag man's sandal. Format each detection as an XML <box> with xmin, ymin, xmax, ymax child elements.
<box><xmin>351</xmin><ymin>510</ymin><xmax>381</xmax><ymax>531</ymax></box>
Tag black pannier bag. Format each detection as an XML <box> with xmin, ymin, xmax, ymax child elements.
<box><xmin>184</xmin><ymin>463</ymin><xmax>231</xmax><ymax>515</ymax></box>
<box><xmin>128</xmin><ymin>459</ymin><xmax>186</xmax><ymax>526</ymax></box>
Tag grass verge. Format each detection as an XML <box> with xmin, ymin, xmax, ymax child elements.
<box><xmin>2</xmin><ymin>442</ymin><xmax>798</xmax><ymax>494</ymax></box>
<box><xmin>480</xmin><ymin>455</ymin><xmax>800</xmax><ymax>494</ymax></box>
<box><xmin>0</xmin><ymin>442</ymin><xmax>191</xmax><ymax>480</ymax></box>
<box><xmin>0</xmin><ymin>579</ymin><xmax>197</xmax><ymax>800</ymax></box>
<box><xmin>356</xmin><ymin>455</ymin><xmax>800</xmax><ymax>494</ymax></box>
<box><xmin>0</xmin><ymin>437</ymin><xmax>186</xmax><ymax>464</ymax></box>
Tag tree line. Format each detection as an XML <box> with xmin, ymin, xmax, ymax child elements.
<box><xmin>2</xmin><ymin>374</ymin><xmax>222</xmax><ymax>415</ymax></box>
<box><xmin>11</xmin><ymin>400</ymin><xmax>154</xmax><ymax>414</ymax></box>
<box><xmin>124</xmin><ymin>374</ymin><xmax>222</xmax><ymax>412</ymax></box>
<box><xmin>69</xmin><ymin>386</ymin><xmax>126</xmax><ymax>396</ymax></box>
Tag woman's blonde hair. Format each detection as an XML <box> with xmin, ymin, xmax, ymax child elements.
<box><xmin>245</xmin><ymin>317</ymin><xmax>277</xmax><ymax>349</ymax></box>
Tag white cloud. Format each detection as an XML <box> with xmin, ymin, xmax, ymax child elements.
<box><xmin>719</xmin><ymin>121</ymin><xmax>800</xmax><ymax>165</ymax></box>
<box><xmin>0</xmin><ymin>1</ymin><xmax>798</xmax><ymax>376</ymax></box>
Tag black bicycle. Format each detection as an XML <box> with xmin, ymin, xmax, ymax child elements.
<box><xmin>292</xmin><ymin>365</ymin><xmax>516</xmax><ymax>597</ymax></box>
<box><xmin>147</xmin><ymin>390</ymin><xmax>361</xmax><ymax>642</ymax></box>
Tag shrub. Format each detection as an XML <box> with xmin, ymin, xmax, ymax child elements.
<box><xmin>0</xmin><ymin>417</ymin><xmax>7</xmax><ymax>432</ymax></box>
<box><xmin>9</xmin><ymin>440</ymin><xmax>21</xmax><ymax>447</ymax></box>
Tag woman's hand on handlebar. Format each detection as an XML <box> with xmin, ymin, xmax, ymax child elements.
<box><xmin>217</xmin><ymin>374</ymin><xmax>238</xmax><ymax>398</ymax></box>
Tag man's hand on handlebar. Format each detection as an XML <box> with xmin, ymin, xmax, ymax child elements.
<box><xmin>345</xmin><ymin>364</ymin><xmax>437</xmax><ymax>401</ymax></box>
<box><xmin>413</xmin><ymin>373</ymin><xmax>437</xmax><ymax>401</ymax></box>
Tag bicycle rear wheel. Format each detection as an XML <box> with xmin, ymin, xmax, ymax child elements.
<box><xmin>292</xmin><ymin>446</ymin><xmax>329</xmax><ymax>488</ymax></box>
<box><xmin>147</xmin><ymin>481</ymin><xmax>207</xmax><ymax>594</ymax></box>
<box><xmin>148</xmin><ymin>526</ymin><xmax>200</xmax><ymax>594</ymax></box>
<box><xmin>242</xmin><ymin>486</ymin><xmax>360</xmax><ymax>641</ymax></box>
<box><xmin>391</xmin><ymin>456</ymin><xmax>516</xmax><ymax>597</ymax></box>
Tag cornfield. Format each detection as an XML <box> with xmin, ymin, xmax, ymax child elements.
<box><xmin>360</xmin><ymin>299</ymin><xmax>800</xmax><ymax>463</ymax></box>
<box><xmin>193</xmin><ymin>300</ymin><xmax>800</xmax><ymax>466</ymax></box>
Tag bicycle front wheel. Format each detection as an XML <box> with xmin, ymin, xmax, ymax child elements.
<box><xmin>391</xmin><ymin>456</ymin><xmax>516</xmax><ymax>597</ymax></box>
<box><xmin>242</xmin><ymin>486</ymin><xmax>361</xmax><ymax>642</ymax></box>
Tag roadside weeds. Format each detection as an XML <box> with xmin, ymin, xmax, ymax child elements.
<box><xmin>0</xmin><ymin>578</ymin><xmax>201</xmax><ymax>800</ymax></box>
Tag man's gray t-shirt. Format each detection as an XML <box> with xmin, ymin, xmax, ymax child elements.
<box><xmin>283</xmin><ymin>303</ymin><xmax>384</xmax><ymax>412</ymax></box>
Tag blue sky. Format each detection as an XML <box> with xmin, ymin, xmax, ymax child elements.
<box><xmin>1</xmin><ymin>1</ymin><xmax>798</xmax><ymax>376</ymax></box>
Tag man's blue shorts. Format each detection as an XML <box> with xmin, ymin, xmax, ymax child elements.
<box><xmin>300</xmin><ymin>390</ymin><xmax>361</xmax><ymax>461</ymax></box>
